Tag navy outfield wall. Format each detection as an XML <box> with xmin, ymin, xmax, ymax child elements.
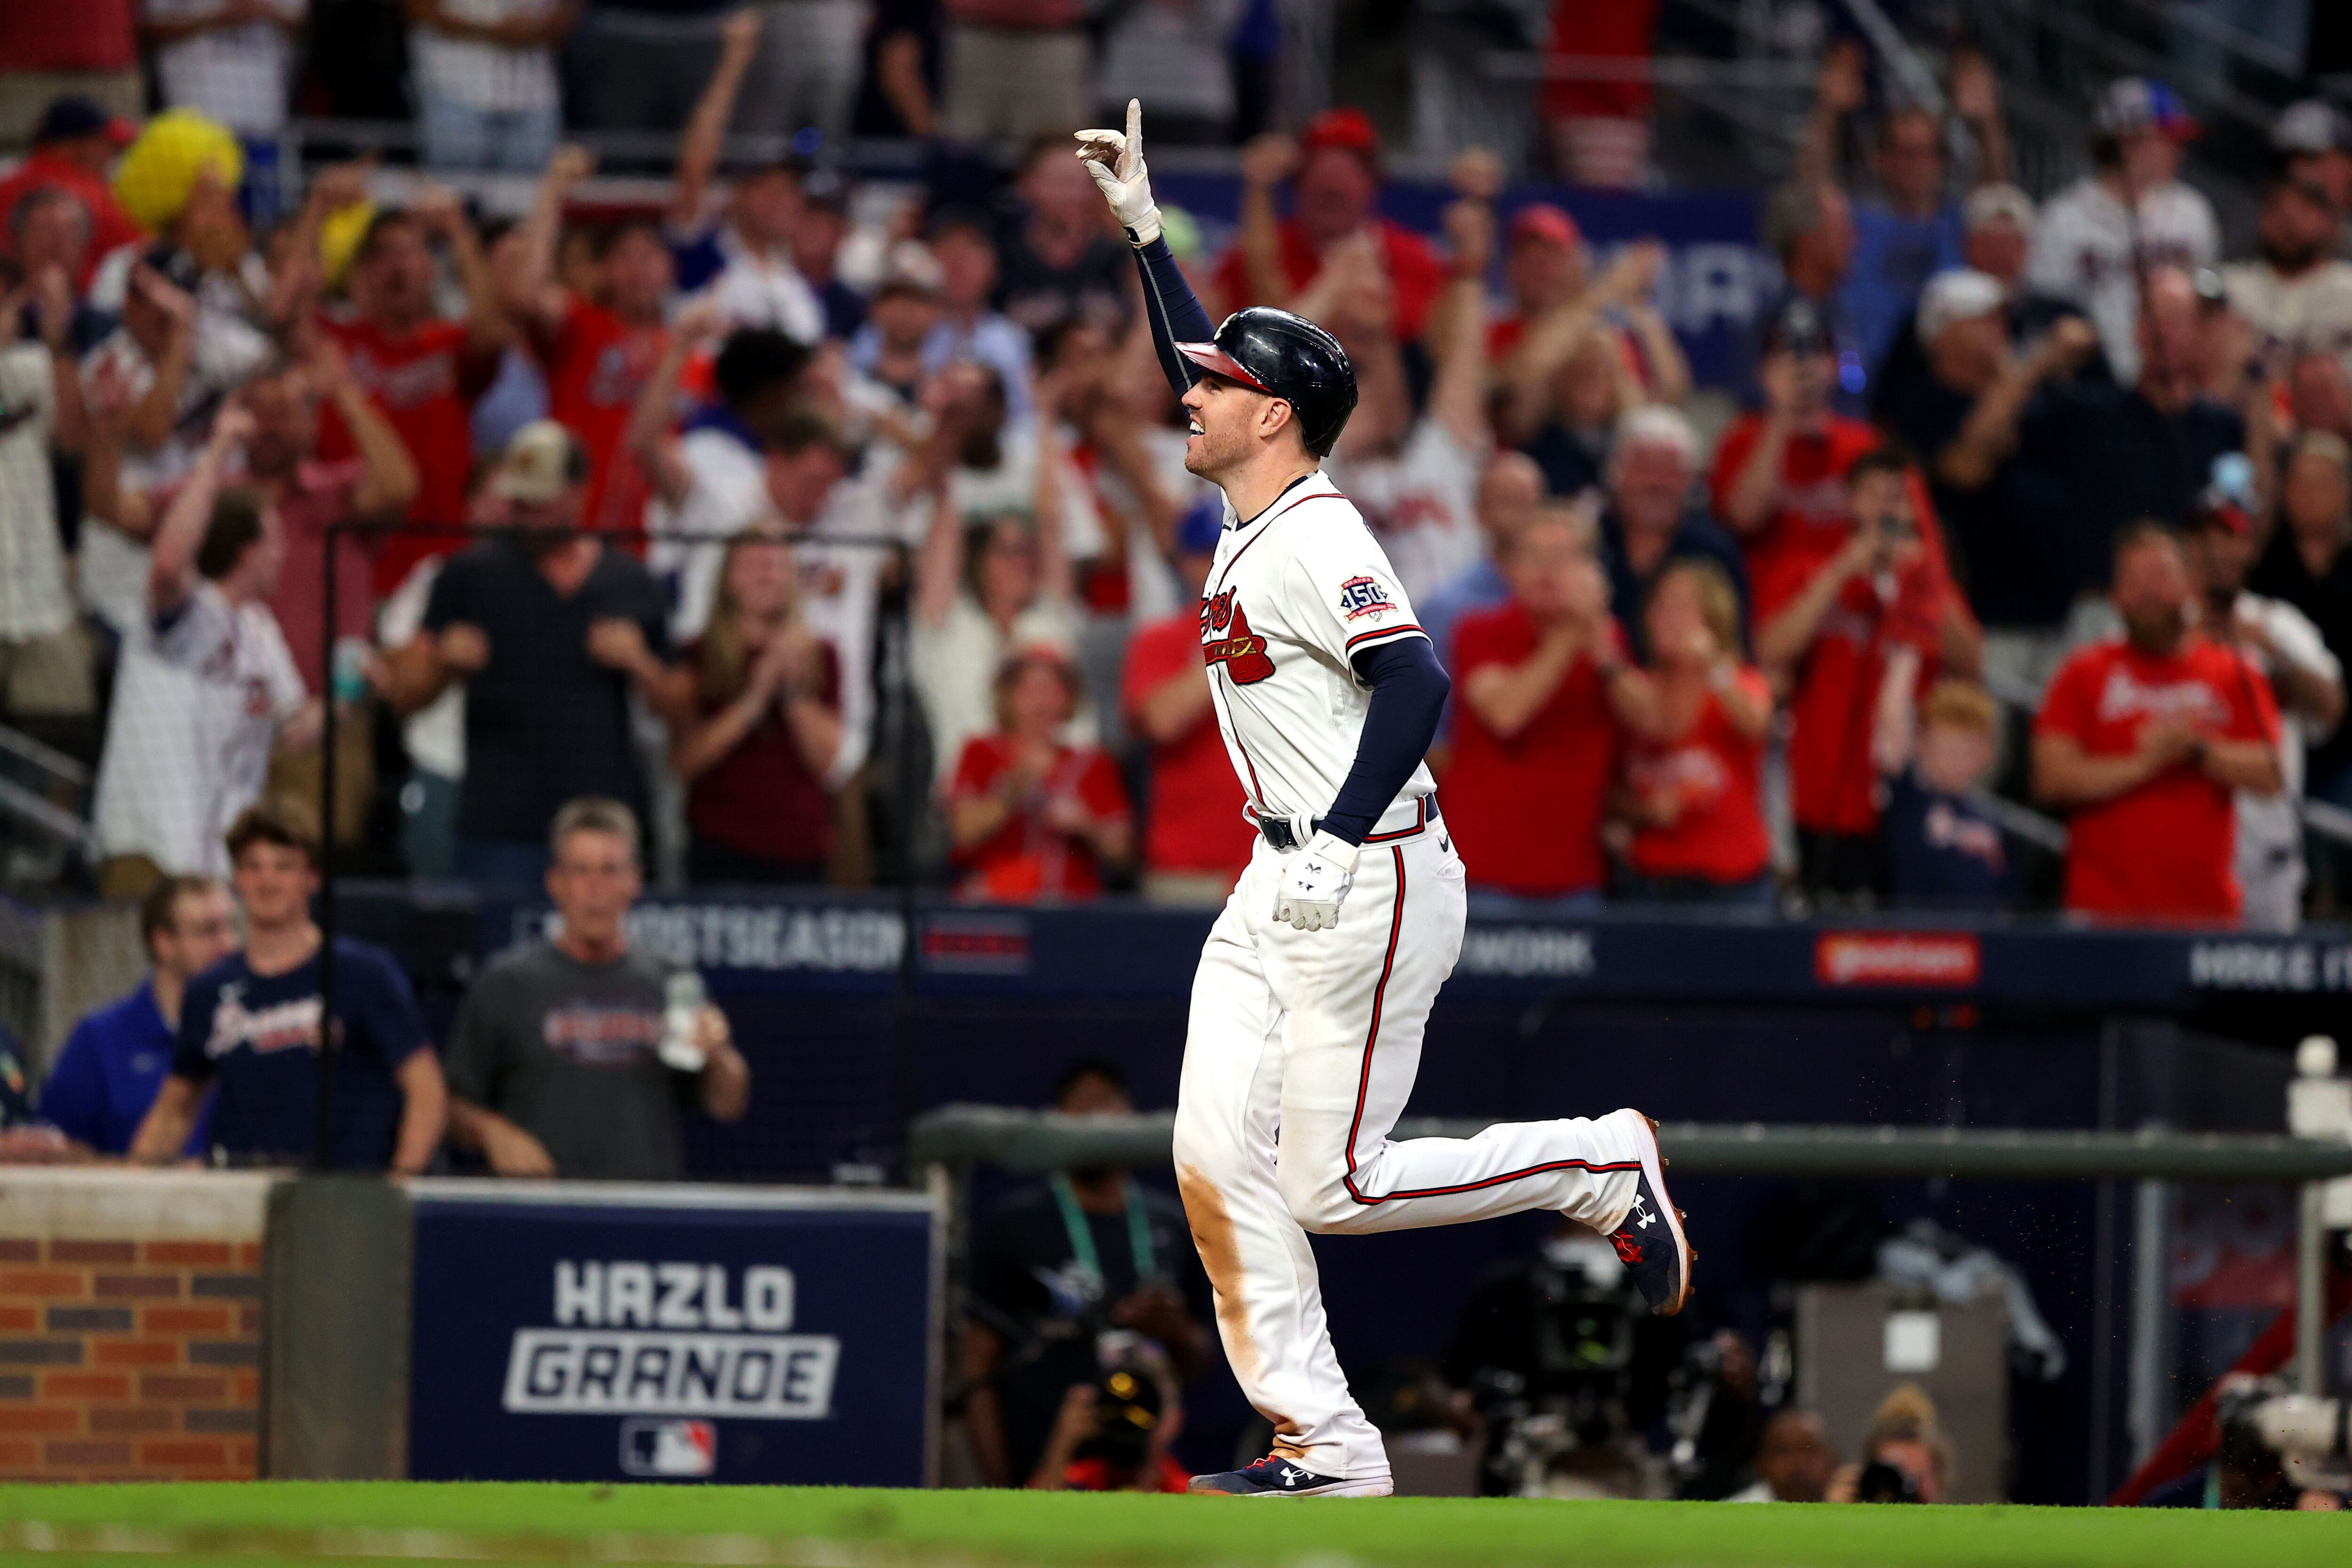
<box><xmin>331</xmin><ymin>885</ymin><xmax>2317</xmax><ymax>1502</ymax></box>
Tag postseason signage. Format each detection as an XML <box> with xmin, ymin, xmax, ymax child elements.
<box><xmin>406</xmin><ymin>1184</ymin><xmax>939</xmax><ymax>1484</ymax></box>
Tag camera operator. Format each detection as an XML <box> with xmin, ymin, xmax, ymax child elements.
<box><xmin>2141</xmin><ymin>1376</ymin><xmax>2348</xmax><ymax>1509</ymax></box>
<box><xmin>1442</xmin><ymin>1218</ymin><xmax>1757</xmax><ymax>1497</ymax></box>
<box><xmin>1024</xmin><ymin>1337</ymin><xmax>1189</xmax><ymax>1492</ymax></box>
<box><xmin>1827</xmin><ymin>1384</ymin><xmax>1952</xmax><ymax>1503</ymax></box>
<box><xmin>960</xmin><ymin>1059</ymin><xmax>1212</xmax><ymax>1488</ymax></box>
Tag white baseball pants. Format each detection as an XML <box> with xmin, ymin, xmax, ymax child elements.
<box><xmin>1172</xmin><ymin>824</ymin><xmax>1648</xmax><ymax>1484</ymax></box>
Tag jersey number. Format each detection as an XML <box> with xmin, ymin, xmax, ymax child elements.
<box><xmin>1200</xmin><ymin>592</ymin><xmax>1275</xmax><ymax>685</ymax></box>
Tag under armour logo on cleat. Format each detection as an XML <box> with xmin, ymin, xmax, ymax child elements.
<box><xmin>1280</xmin><ymin>1466</ymin><xmax>1305</xmax><ymax>1488</ymax></box>
<box><xmin>1630</xmin><ymin>1192</ymin><xmax>1655</xmax><ymax>1229</ymax></box>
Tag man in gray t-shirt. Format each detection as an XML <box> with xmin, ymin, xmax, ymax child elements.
<box><xmin>444</xmin><ymin>799</ymin><xmax>751</xmax><ymax>1180</ymax></box>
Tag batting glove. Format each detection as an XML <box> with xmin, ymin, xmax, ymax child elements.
<box><xmin>1275</xmin><ymin>831</ymin><xmax>1358</xmax><ymax>932</ymax></box>
<box><xmin>1075</xmin><ymin>98</ymin><xmax>1163</xmax><ymax>248</ymax></box>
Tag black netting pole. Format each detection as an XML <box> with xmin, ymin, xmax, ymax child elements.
<box><xmin>890</xmin><ymin>543</ymin><xmax>921</xmax><ymax>1174</ymax></box>
<box><xmin>312</xmin><ymin>520</ymin><xmax>341</xmax><ymax>1171</ymax></box>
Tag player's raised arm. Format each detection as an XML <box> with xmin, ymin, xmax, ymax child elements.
<box><xmin>1077</xmin><ymin>101</ymin><xmax>1216</xmax><ymax>398</ymax></box>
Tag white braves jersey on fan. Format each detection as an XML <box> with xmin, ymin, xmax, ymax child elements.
<box><xmin>1197</xmin><ymin>471</ymin><xmax>1435</xmax><ymax>824</ymax></box>
<box><xmin>92</xmin><ymin>582</ymin><xmax>305</xmax><ymax>877</ymax></box>
<box><xmin>2026</xmin><ymin>175</ymin><xmax>2218</xmax><ymax>383</ymax></box>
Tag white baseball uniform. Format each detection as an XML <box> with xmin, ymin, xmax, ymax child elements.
<box><xmin>1174</xmin><ymin>469</ymin><xmax>1649</xmax><ymax>1486</ymax></box>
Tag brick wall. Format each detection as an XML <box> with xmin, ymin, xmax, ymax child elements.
<box><xmin>0</xmin><ymin>1170</ymin><xmax>277</xmax><ymax>1481</ymax></box>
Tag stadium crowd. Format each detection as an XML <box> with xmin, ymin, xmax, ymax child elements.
<box><xmin>1</xmin><ymin>21</ymin><xmax>2350</xmax><ymax>943</ymax></box>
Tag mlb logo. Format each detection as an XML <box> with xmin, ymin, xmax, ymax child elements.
<box><xmin>620</xmin><ymin>1418</ymin><xmax>717</xmax><ymax>1477</ymax></box>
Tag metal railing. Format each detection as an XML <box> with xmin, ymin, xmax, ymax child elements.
<box><xmin>908</xmin><ymin>1104</ymin><xmax>2352</xmax><ymax>1399</ymax></box>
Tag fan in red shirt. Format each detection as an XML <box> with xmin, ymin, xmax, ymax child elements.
<box><xmin>503</xmin><ymin>147</ymin><xmax>673</xmax><ymax>539</ymax></box>
<box><xmin>947</xmin><ymin>650</ymin><xmax>1133</xmax><ymax>902</ymax></box>
<box><xmin>1447</xmin><ymin>509</ymin><xmax>1622</xmax><ymax>910</ymax></box>
<box><xmin>1710</xmin><ymin>298</ymin><xmax>1901</xmax><ymax>624</ymax></box>
<box><xmin>1213</xmin><ymin>109</ymin><xmax>1446</xmax><ymax>342</ymax></box>
<box><xmin>1756</xmin><ymin>448</ymin><xmax>1980</xmax><ymax>897</ymax></box>
<box><xmin>0</xmin><ymin>97</ymin><xmax>142</xmax><ymax>288</ymax></box>
<box><xmin>316</xmin><ymin>195</ymin><xmax>510</xmax><ymax>595</ymax></box>
<box><xmin>2034</xmin><ymin>524</ymin><xmax>2283</xmax><ymax>923</ymax></box>
<box><xmin>1122</xmin><ymin>506</ymin><xmax>1255</xmax><ymax>902</ymax></box>
<box><xmin>1614</xmin><ymin>559</ymin><xmax>1777</xmax><ymax>903</ymax></box>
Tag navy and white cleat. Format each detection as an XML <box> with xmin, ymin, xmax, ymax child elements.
<box><xmin>1605</xmin><ymin>1111</ymin><xmax>1695</xmax><ymax>1316</ymax></box>
<box><xmin>1187</xmin><ymin>1456</ymin><xmax>1393</xmax><ymax>1497</ymax></box>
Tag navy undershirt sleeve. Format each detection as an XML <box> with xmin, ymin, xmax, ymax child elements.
<box><xmin>1320</xmin><ymin>637</ymin><xmax>1450</xmax><ymax>845</ymax></box>
<box><xmin>1130</xmin><ymin>235</ymin><xmax>1216</xmax><ymax>398</ymax></box>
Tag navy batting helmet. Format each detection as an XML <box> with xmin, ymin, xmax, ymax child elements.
<box><xmin>1176</xmin><ymin>307</ymin><xmax>1359</xmax><ymax>458</ymax></box>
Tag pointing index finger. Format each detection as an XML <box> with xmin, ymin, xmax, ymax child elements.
<box><xmin>1126</xmin><ymin>98</ymin><xmax>1143</xmax><ymax>169</ymax></box>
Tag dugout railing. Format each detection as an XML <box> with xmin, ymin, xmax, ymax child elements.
<box><xmin>908</xmin><ymin>1105</ymin><xmax>2352</xmax><ymax>1488</ymax></box>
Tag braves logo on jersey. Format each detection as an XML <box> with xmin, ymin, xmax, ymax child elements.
<box><xmin>1199</xmin><ymin>589</ymin><xmax>1276</xmax><ymax>684</ymax></box>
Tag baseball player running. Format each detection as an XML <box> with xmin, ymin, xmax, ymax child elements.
<box><xmin>1077</xmin><ymin>103</ymin><xmax>1693</xmax><ymax>1499</ymax></box>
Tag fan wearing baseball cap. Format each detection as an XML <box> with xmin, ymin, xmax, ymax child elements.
<box><xmin>2026</xmin><ymin>77</ymin><xmax>2220</xmax><ymax>382</ymax></box>
<box><xmin>2218</xmin><ymin>123</ymin><xmax>2352</xmax><ymax>379</ymax></box>
<box><xmin>1212</xmin><ymin>109</ymin><xmax>1447</xmax><ymax>342</ymax></box>
<box><xmin>0</xmin><ymin>96</ymin><xmax>143</xmax><ymax>284</ymax></box>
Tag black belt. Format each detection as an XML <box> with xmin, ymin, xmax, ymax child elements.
<box><xmin>1258</xmin><ymin>797</ymin><xmax>1439</xmax><ymax>852</ymax></box>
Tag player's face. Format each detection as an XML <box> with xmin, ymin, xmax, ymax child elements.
<box><xmin>231</xmin><ymin>843</ymin><xmax>319</xmax><ymax>932</ymax></box>
<box><xmin>1181</xmin><ymin>374</ymin><xmax>1283</xmax><ymax>480</ymax></box>
<box><xmin>153</xmin><ymin>884</ymin><xmax>238</xmax><ymax>982</ymax></box>
<box><xmin>546</xmin><ymin>828</ymin><xmax>641</xmax><ymax>948</ymax></box>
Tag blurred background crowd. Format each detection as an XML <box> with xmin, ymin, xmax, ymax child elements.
<box><xmin>9</xmin><ymin>0</ymin><xmax>2352</xmax><ymax>929</ymax></box>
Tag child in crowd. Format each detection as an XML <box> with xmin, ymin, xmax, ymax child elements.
<box><xmin>1875</xmin><ymin>677</ymin><xmax>2011</xmax><ymax>906</ymax></box>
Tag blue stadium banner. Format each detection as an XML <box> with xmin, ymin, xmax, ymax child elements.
<box><xmin>469</xmin><ymin>890</ymin><xmax>2352</xmax><ymax>1012</ymax></box>
<box><xmin>405</xmin><ymin>1183</ymin><xmax>942</xmax><ymax>1483</ymax></box>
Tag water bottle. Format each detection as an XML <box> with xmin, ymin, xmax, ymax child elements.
<box><xmin>659</xmin><ymin>970</ymin><xmax>709</xmax><ymax>1072</ymax></box>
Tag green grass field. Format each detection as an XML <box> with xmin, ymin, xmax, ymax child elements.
<box><xmin>0</xmin><ymin>1483</ymin><xmax>2343</xmax><ymax>1568</ymax></box>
